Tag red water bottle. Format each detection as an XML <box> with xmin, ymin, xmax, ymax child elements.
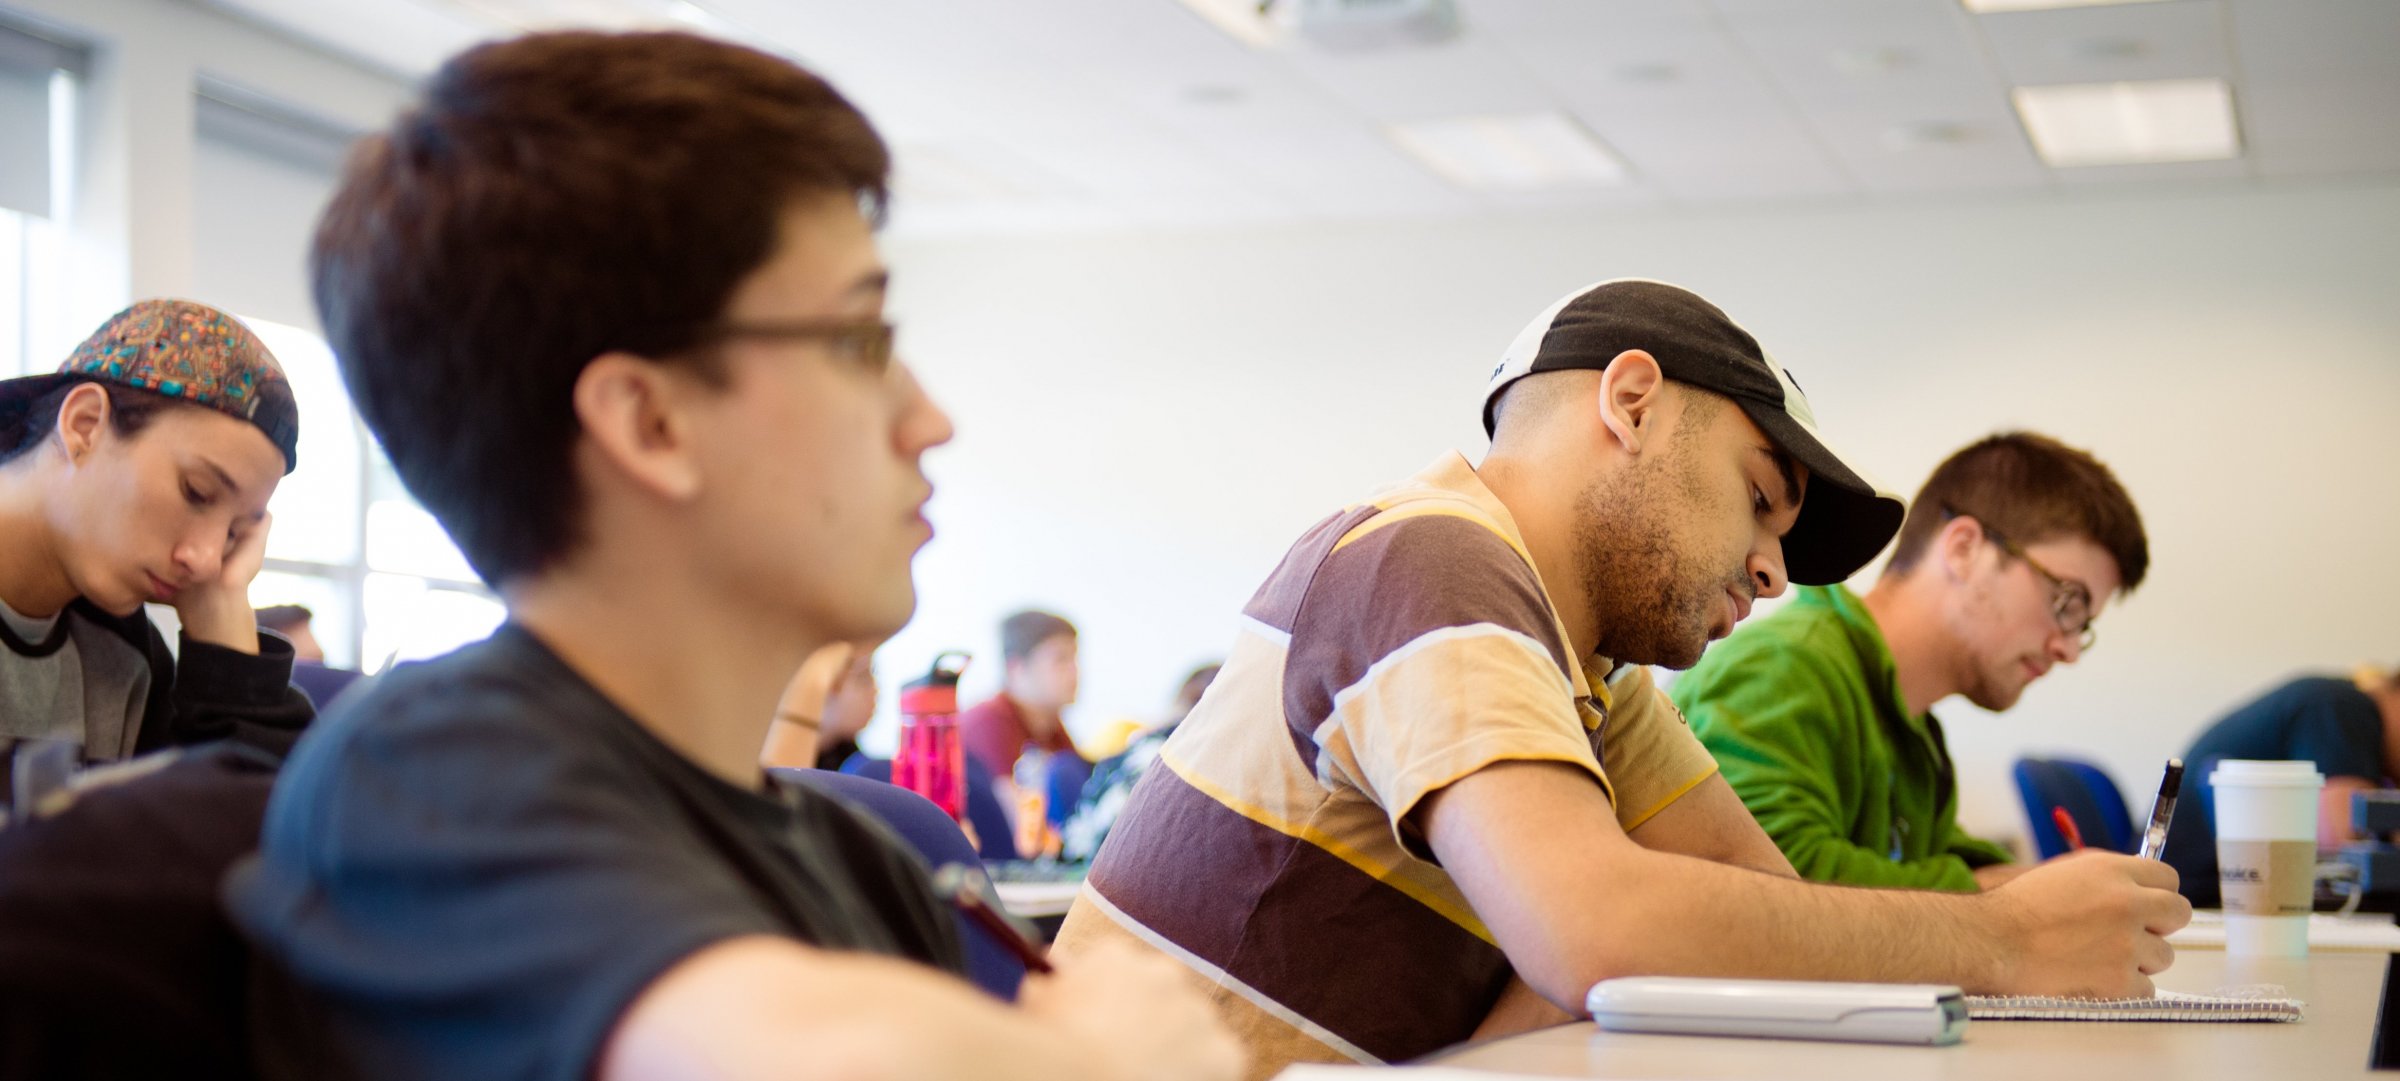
<box><xmin>893</xmin><ymin>651</ymin><xmax>971</xmax><ymax>822</ymax></box>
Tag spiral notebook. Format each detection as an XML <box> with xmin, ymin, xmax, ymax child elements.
<box><xmin>1966</xmin><ymin>987</ymin><xmax>2303</xmax><ymax>1022</ymax></box>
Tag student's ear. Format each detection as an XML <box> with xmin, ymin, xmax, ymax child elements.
<box><xmin>54</xmin><ymin>383</ymin><xmax>110</xmax><ymax>464</ymax></box>
<box><xmin>572</xmin><ymin>353</ymin><xmax>704</xmax><ymax>501</ymax></box>
<box><xmin>1594</xmin><ymin>350</ymin><xmax>1665</xmax><ymax>456</ymax></box>
<box><xmin>1934</xmin><ymin>514</ymin><xmax>1986</xmax><ymax>582</ymax></box>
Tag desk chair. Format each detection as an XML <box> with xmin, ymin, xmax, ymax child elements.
<box><xmin>843</xmin><ymin>754</ymin><xmax>1019</xmax><ymax>862</ymax></box>
<box><xmin>1044</xmin><ymin>753</ymin><xmax>1092</xmax><ymax>829</ymax></box>
<box><xmin>289</xmin><ymin>662</ymin><xmax>367</xmax><ymax>711</ymax></box>
<box><xmin>2014</xmin><ymin>756</ymin><xmax>2137</xmax><ymax>858</ymax></box>
<box><xmin>772</xmin><ymin>768</ymin><xmax>1027</xmax><ymax>1001</ymax></box>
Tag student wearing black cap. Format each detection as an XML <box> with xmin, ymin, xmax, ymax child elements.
<box><xmin>0</xmin><ymin>299</ymin><xmax>312</xmax><ymax>803</ymax></box>
<box><xmin>1053</xmin><ymin>278</ymin><xmax>2190</xmax><ymax>1081</ymax></box>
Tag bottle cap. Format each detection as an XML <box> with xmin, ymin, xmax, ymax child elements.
<box><xmin>900</xmin><ymin>650</ymin><xmax>971</xmax><ymax>714</ymax></box>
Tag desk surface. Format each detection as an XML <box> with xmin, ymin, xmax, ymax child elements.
<box><xmin>1429</xmin><ymin>952</ymin><xmax>2389</xmax><ymax>1080</ymax></box>
<box><xmin>2170</xmin><ymin>911</ymin><xmax>2400</xmax><ymax>952</ymax></box>
<box><xmin>992</xmin><ymin>880</ymin><xmax>1080</xmax><ymax>918</ymax></box>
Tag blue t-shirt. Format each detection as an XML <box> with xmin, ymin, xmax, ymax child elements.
<box><xmin>2160</xmin><ymin>676</ymin><xmax>2385</xmax><ymax>907</ymax></box>
<box><xmin>227</xmin><ymin>624</ymin><xmax>961</xmax><ymax>1081</ymax></box>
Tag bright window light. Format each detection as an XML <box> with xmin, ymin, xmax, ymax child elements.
<box><xmin>1386</xmin><ymin>112</ymin><xmax>1630</xmax><ymax>192</ymax></box>
<box><xmin>2012</xmin><ymin>78</ymin><xmax>2240</xmax><ymax>167</ymax></box>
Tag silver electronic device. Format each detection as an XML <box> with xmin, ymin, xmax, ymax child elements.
<box><xmin>1585</xmin><ymin>976</ymin><xmax>1969</xmax><ymax>1046</ymax></box>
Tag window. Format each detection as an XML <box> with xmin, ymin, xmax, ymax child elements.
<box><xmin>243</xmin><ymin>317</ymin><xmax>501</xmax><ymax>673</ymax></box>
<box><xmin>0</xmin><ymin>20</ymin><xmax>81</xmax><ymax>378</ymax></box>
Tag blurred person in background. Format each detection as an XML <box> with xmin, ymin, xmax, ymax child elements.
<box><xmin>761</xmin><ymin>641</ymin><xmax>877</xmax><ymax>772</ymax></box>
<box><xmin>1062</xmin><ymin>662</ymin><xmax>1220</xmax><ymax>861</ymax></box>
<box><xmin>2162</xmin><ymin>662</ymin><xmax>2400</xmax><ymax>907</ymax></box>
<box><xmin>254</xmin><ymin>604</ymin><xmax>325</xmax><ymax>665</ymax></box>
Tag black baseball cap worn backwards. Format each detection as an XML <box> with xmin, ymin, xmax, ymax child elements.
<box><xmin>1481</xmin><ymin>278</ymin><xmax>1904</xmax><ymax>586</ymax></box>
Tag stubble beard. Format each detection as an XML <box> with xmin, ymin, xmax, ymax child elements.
<box><xmin>1572</xmin><ymin>454</ymin><xmax>1738</xmax><ymax>670</ymax></box>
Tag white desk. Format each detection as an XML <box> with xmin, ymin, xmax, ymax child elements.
<box><xmin>1427</xmin><ymin>952</ymin><xmax>2389</xmax><ymax>1080</ymax></box>
<box><xmin>2169</xmin><ymin>911</ymin><xmax>2400</xmax><ymax>952</ymax></box>
<box><xmin>993</xmin><ymin>880</ymin><xmax>1080</xmax><ymax>919</ymax></box>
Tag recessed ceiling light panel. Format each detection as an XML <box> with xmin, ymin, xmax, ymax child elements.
<box><xmin>2012</xmin><ymin>78</ymin><xmax>2240</xmax><ymax>167</ymax></box>
<box><xmin>1386</xmin><ymin>112</ymin><xmax>1630</xmax><ymax>191</ymax></box>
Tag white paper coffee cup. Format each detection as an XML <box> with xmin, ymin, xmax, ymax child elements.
<box><xmin>2209</xmin><ymin>759</ymin><xmax>2324</xmax><ymax>956</ymax></box>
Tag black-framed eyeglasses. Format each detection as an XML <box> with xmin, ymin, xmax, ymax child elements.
<box><xmin>688</xmin><ymin>318</ymin><xmax>896</xmax><ymax>374</ymax></box>
<box><xmin>1942</xmin><ymin>505</ymin><xmax>2098</xmax><ymax>651</ymax></box>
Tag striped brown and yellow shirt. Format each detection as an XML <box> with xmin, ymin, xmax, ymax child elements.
<box><xmin>1052</xmin><ymin>452</ymin><xmax>1719</xmax><ymax>1078</ymax></box>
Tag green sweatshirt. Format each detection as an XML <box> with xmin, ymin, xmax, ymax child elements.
<box><xmin>1670</xmin><ymin>584</ymin><xmax>2013</xmax><ymax>891</ymax></box>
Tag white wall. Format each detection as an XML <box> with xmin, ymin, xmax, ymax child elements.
<box><xmin>883</xmin><ymin>179</ymin><xmax>2400</xmax><ymax>846</ymax></box>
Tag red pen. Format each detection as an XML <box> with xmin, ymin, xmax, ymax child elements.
<box><xmin>931</xmin><ymin>863</ymin><xmax>1054</xmax><ymax>974</ymax></box>
<box><xmin>2050</xmin><ymin>806</ymin><xmax>2086</xmax><ymax>852</ymax></box>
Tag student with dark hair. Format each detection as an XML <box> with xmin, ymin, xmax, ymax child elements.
<box><xmin>0</xmin><ymin>299</ymin><xmax>312</xmax><ymax>804</ymax></box>
<box><xmin>1678</xmin><ymin>431</ymin><xmax>2149</xmax><ymax>890</ymax></box>
<box><xmin>0</xmin><ymin>299</ymin><xmax>313</xmax><ymax>1080</ymax></box>
<box><xmin>961</xmin><ymin>608</ymin><xmax>1084</xmax><ymax>778</ymax></box>
<box><xmin>223</xmin><ymin>30</ymin><xmax>1238</xmax><ymax>1081</ymax></box>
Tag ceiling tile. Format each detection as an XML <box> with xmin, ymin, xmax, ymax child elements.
<box><xmin>182</xmin><ymin>0</ymin><xmax>2400</xmax><ymax>233</ymax></box>
<box><xmin>1282</xmin><ymin>35</ymin><xmax>1558</xmax><ymax>121</ymax></box>
<box><xmin>2227</xmin><ymin>0</ymin><xmax>2400</xmax><ymax>77</ymax></box>
<box><xmin>1973</xmin><ymin>0</ymin><xmax>2232</xmax><ymax>87</ymax></box>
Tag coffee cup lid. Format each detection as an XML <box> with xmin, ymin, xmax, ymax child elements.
<box><xmin>2207</xmin><ymin>759</ymin><xmax>2326</xmax><ymax>788</ymax></box>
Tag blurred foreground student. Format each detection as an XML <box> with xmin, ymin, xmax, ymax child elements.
<box><xmin>225</xmin><ymin>31</ymin><xmax>1239</xmax><ymax>1081</ymax></box>
<box><xmin>1678</xmin><ymin>432</ymin><xmax>2147</xmax><ymax>890</ymax></box>
<box><xmin>1054</xmin><ymin>280</ymin><xmax>2189</xmax><ymax>1080</ymax></box>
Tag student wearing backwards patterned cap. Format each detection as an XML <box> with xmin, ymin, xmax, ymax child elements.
<box><xmin>0</xmin><ymin>299</ymin><xmax>312</xmax><ymax>804</ymax></box>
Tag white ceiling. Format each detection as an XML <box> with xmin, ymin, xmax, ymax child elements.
<box><xmin>194</xmin><ymin>0</ymin><xmax>2400</xmax><ymax>236</ymax></box>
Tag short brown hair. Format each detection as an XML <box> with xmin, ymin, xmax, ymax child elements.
<box><xmin>313</xmin><ymin>31</ymin><xmax>890</xmax><ymax>585</ymax></box>
<box><xmin>1885</xmin><ymin>432</ymin><xmax>2148</xmax><ymax>591</ymax></box>
<box><xmin>1000</xmin><ymin>610</ymin><xmax>1077</xmax><ymax>663</ymax></box>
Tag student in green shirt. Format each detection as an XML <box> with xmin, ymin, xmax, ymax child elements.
<box><xmin>1674</xmin><ymin>432</ymin><xmax>2148</xmax><ymax>891</ymax></box>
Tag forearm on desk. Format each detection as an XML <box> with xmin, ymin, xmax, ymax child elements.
<box><xmin>1424</xmin><ymin>762</ymin><xmax>2009</xmax><ymax>1012</ymax></box>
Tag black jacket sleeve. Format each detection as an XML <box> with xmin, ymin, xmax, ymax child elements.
<box><xmin>76</xmin><ymin>601</ymin><xmax>315</xmax><ymax>757</ymax></box>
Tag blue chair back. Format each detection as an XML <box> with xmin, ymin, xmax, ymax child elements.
<box><xmin>1045</xmin><ymin>754</ymin><xmax>1092</xmax><ymax>829</ymax></box>
<box><xmin>842</xmin><ymin>755</ymin><xmax>1019</xmax><ymax>861</ymax></box>
<box><xmin>2013</xmin><ymin>757</ymin><xmax>2137</xmax><ymax>858</ymax></box>
<box><xmin>290</xmin><ymin>662</ymin><xmax>366</xmax><ymax>710</ymax></box>
<box><xmin>771</xmin><ymin>768</ymin><xmax>1025</xmax><ymax>1001</ymax></box>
